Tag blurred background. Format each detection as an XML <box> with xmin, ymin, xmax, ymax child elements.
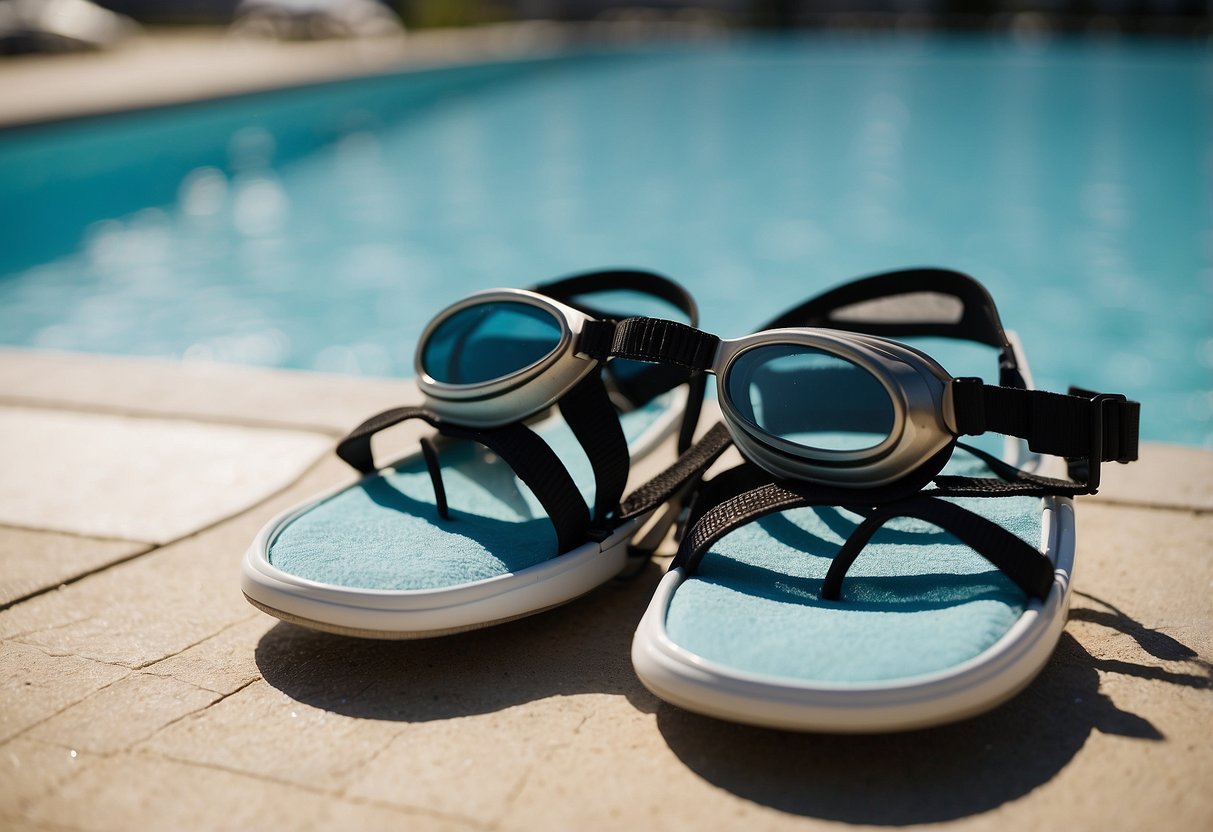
<box><xmin>0</xmin><ymin>0</ymin><xmax>1210</xmax><ymax>48</ymax></box>
<box><xmin>0</xmin><ymin>0</ymin><xmax>1210</xmax><ymax>447</ymax></box>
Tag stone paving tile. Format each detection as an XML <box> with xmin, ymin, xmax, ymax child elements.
<box><xmin>0</xmin><ymin>642</ymin><xmax>129</xmax><ymax>745</ymax></box>
<box><xmin>342</xmin><ymin>698</ymin><xmax>591</xmax><ymax>826</ymax></box>
<box><xmin>143</xmin><ymin>616</ymin><xmax>273</xmax><ymax>696</ymax></box>
<box><xmin>0</xmin><ymin>405</ymin><xmax>330</xmax><ymax>543</ymax></box>
<box><xmin>497</xmin><ymin>703</ymin><xmax>748</xmax><ymax>832</ymax></box>
<box><xmin>1</xmin><ymin>541</ymin><xmax>253</xmax><ymax>668</ymax></box>
<box><xmin>1093</xmin><ymin>442</ymin><xmax>1213</xmax><ymax>512</ymax></box>
<box><xmin>0</xmin><ymin>349</ymin><xmax>417</xmax><ymax>435</ymax></box>
<box><xmin>20</xmin><ymin>752</ymin><xmax>480</xmax><ymax>832</ymax></box>
<box><xmin>139</xmin><ymin>680</ymin><xmax>403</xmax><ymax>790</ymax></box>
<box><xmin>0</xmin><ymin>456</ymin><xmax>349</xmax><ymax>665</ymax></box>
<box><xmin>488</xmin><ymin>502</ymin><xmax>1213</xmax><ymax>832</ymax></box>
<box><xmin>0</xmin><ymin>351</ymin><xmax>1209</xmax><ymax>830</ymax></box>
<box><xmin>0</xmin><ymin>813</ymin><xmax>77</xmax><ymax>832</ymax></box>
<box><xmin>0</xmin><ymin>736</ymin><xmax>91</xmax><ymax>818</ymax></box>
<box><xmin>27</xmin><ymin>672</ymin><xmax>220</xmax><ymax>755</ymax></box>
<box><xmin>0</xmin><ymin>527</ymin><xmax>149</xmax><ymax>609</ymax></box>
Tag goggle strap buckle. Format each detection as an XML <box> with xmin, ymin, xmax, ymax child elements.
<box><xmin>575</xmin><ymin>319</ymin><xmax>617</xmax><ymax>361</ymax></box>
<box><xmin>946</xmin><ymin>377</ymin><xmax>987</xmax><ymax>436</ymax></box>
<box><xmin>608</xmin><ymin>317</ymin><xmax>720</xmax><ymax>371</ymax></box>
<box><xmin>1065</xmin><ymin>391</ymin><xmax>1133</xmax><ymax>494</ymax></box>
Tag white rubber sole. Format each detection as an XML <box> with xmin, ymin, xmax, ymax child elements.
<box><xmin>632</xmin><ymin>335</ymin><xmax>1076</xmax><ymax>731</ymax></box>
<box><xmin>243</xmin><ymin>515</ymin><xmax>642</xmax><ymax>639</ymax></box>
<box><xmin>242</xmin><ymin>390</ymin><xmax>684</xmax><ymax>639</ymax></box>
<box><xmin>631</xmin><ymin>494</ymin><xmax>1073</xmax><ymax>732</ymax></box>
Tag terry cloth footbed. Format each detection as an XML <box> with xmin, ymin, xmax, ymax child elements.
<box><xmin>266</xmin><ymin>396</ymin><xmax>670</xmax><ymax>591</ymax></box>
<box><xmin>662</xmin><ymin>448</ymin><xmax>1042</xmax><ymax>684</ymax></box>
<box><xmin>630</xmin><ymin>317</ymin><xmax>1091</xmax><ymax>731</ymax></box>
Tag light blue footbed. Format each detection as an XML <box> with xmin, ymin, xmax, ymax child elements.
<box><xmin>268</xmin><ymin>397</ymin><xmax>669</xmax><ymax>590</ymax></box>
<box><xmin>664</xmin><ymin>449</ymin><xmax>1045</xmax><ymax>684</ymax></box>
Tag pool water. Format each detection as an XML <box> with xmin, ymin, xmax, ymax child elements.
<box><xmin>0</xmin><ymin>35</ymin><xmax>1210</xmax><ymax>446</ymax></box>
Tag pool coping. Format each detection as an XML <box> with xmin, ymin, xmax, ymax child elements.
<box><xmin>0</xmin><ymin>20</ymin><xmax>730</xmax><ymax>130</ymax></box>
<box><xmin>2</xmin><ymin>346</ymin><xmax>1208</xmax><ymax>514</ymax></box>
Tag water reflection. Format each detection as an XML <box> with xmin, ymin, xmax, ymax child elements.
<box><xmin>0</xmin><ymin>37</ymin><xmax>1209</xmax><ymax>445</ymax></box>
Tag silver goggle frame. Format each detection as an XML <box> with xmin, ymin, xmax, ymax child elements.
<box><xmin>714</xmin><ymin>328</ymin><xmax>957</xmax><ymax>488</ymax></box>
<box><xmin>415</xmin><ymin>288</ymin><xmax>599</xmax><ymax>428</ymax></box>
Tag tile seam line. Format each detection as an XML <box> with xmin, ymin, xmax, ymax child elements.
<box><xmin>1086</xmin><ymin>498</ymin><xmax>1211</xmax><ymax>516</ymax></box>
<box><xmin>14</xmin><ymin>672</ymin><xmax>229</xmax><ymax>752</ymax></box>
<box><xmin>129</xmin><ymin>748</ymin><xmax>492</xmax><ymax>830</ymax></box>
<box><xmin>0</xmin><ymin>395</ymin><xmax>346</xmax><ymax>436</ymax></box>
<box><xmin>0</xmin><ymin>522</ymin><xmax>152</xmax><ymax>545</ymax></box>
<box><xmin>5</xmin><ymin>809</ymin><xmax>85</xmax><ymax>832</ymax></box>
<box><xmin>134</xmin><ymin>613</ymin><xmax>263</xmax><ymax>674</ymax></box>
<box><xmin>126</xmin><ymin>676</ymin><xmax>256</xmax><ymax>740</ymax></box>
<box><xmin>0</xmin><ymin>650</ymin><xmax>133</xmax><ymax>746</ymax></box>
<box><xmin>0</xmin><ymin>449</ymin><xmax>333</xmax><ymax>620</ymax></box>
<box><xmin>7</xmin><ymin>613</ymin><xmax>259</xmax><ymax>679</ymax></box>
<box><xmin>0</xmin><ymin>544</ymin><xmax>157</xmax><ymax>613</ymax></box>
<box><xmin>490</xmin><ymin>710</ymin><xmax>594</xmax><ymax>831</ymax></box>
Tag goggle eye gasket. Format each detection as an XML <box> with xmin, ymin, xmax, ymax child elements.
<box><xmin>415</xmin><ymin>289</ymin><xmax>598</xmax><ymax>427</ymax></box>
<box><xmin>715</xmin><ymin>329</ymin><xmax>955</xmax><ymax>488</ymax></box>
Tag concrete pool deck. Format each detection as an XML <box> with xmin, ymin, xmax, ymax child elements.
<box><xmin>2</xmin><ymin>23</ymin><xmax>1212</xmax><ymax>832</ymax></box>
<box><xmin>1</xmin><ymin>347</ymin><xmax>1211</xmax><ymax>831</ymax></box>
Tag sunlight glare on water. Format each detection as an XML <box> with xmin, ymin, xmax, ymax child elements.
<box><xmin>0</xmin><ymin>36</ymin><xmax>1209</xmax><ymax>445</ymax></box>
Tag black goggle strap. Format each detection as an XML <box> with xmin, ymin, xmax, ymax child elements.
<box><xmin>335</xmin><ymin>406</ymin><xmax>595</xmax><ymax>555</ymax></box>
<box><xmin>581</xmin><ymin>316</ymin><xmax>721</xmax><ymax>371</ymax></box>
<box><xmin>536</xmin><ymin>270</ymin><xmax>706</xmax><ymax>453</ymax></box>
<box><xmin>670</xmin><ymin>480</ymin><xmax>1054</xmax><ymax>603</ymax></box>
<box><xmin>761</xmin><ymin>267</ymin><xmax>1026</xmax><ymax>389</ymax></box>
<box><xmin>945</xmin><ymin>379</ymin><xmax>1140</xmax><ymax>495</ymax></box>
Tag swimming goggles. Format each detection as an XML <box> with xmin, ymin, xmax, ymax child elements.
<box><xmin>413</xmin><ymin>269</ymin><xmax>704</xmax><ymax>437</ymax></box>
<box><xmin>587</xmin><ymin>268</ymin><xmax>1140</xmax><ymax>496</ymax></box>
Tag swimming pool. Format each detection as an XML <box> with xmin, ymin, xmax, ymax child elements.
<box><xmin>0</xmin><ymin>35</ymin><xmax>1209</xmax><ymax>446</ymax></box>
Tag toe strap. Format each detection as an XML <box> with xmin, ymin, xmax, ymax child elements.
<box><xmin>336</xmin><ymin>406</ymin><xmax>593</xmax><ymax>555</ymax></box>
<box><xmin>821</xmin><ymin>495</ymin><xmax>1056</xmax><ymax>602</ymax></box>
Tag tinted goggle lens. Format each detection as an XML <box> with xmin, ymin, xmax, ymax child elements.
<box><xmin>724</xmin><ymin>344</ymin><xmax>896</xmax><ymax>453</ymax></box>
<box><xmin>421</xmin><ymin>301</ymin><xmax>564</xmax><ymax>385</ymax></box>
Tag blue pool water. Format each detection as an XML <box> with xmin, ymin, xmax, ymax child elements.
<box><xmin>1</xmin><ymin>35</ymin><xmax>1210</xmax><ymax>446</ymax></box>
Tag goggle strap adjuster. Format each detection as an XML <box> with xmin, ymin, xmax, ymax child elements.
<box><xmin>576</xmin><ymin>318</ymin><xmax>617</xmax><ymax>361</ymax></box>
<box><xmin>609</xmin><ymin>317</ymin><xmax>720</xmax><ymax>371</ymax></box>
<box><xmin>947</xmin><ymin>377</ymin><xmax>988</xmax><ymax>436</ymax></box>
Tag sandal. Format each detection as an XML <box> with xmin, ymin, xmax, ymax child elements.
<box><xmin>241</xmin><ymin>270</ymin><xmax>705</xmax><ymax>639</ymax></box>
<box><xmin>609</xmin><ymin>268</ymin><xmax>1140</xmax><ymax>731</ymax></box>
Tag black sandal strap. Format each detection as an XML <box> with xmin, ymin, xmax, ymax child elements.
<box><xmin>558</xmin><ymin>372</ymin><xmax>630</xmax><ymax>525</ymax></box>
<box><xmin>669</xmin><ymin>438</ymin><xmax>952</xmax><ymax>575</ymax></box>
<box><xmin>535</xmin><ymin>269</ymin><xmax>699</xmax><ymax>325</ymax></box>
<box><xmin>618</xmin><ymin>422</ymin><xmax>734</xmax><ymax>521</ymax></box>
<box><xmin>760</xmin><ymin>267</ymin><xmax>1024</xmax><ymax>388</ymax></box>
<box><xmin>335</xmin><ymin>406</ymin><xmax>591</xmax><ymax>554</ymax></box>
<box><xmin>820</xmin><ymin>495</ymin><xmax>1056</xmax><ymax>602</ymax></box>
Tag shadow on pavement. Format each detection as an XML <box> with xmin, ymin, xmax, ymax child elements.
<box><xmin>656</xmin><ymin>596</ymin><xmax>1212</xmax><ymax>825</ymax></box>
<box><xmin>254</xmin><ymin>560</ymin><xmax>666</xmax><ymax>721</ymax></box>
<box><xmin>255</xmin><ymin>568</ymin><xmax>1210</xmax><ymax>824</ymax></box>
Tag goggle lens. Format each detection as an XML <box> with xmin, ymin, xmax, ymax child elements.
<box><xmin>725</xmin><ymin>344</ymin><xmax>896</xmax><ymax>453</ymax></box>
<box><xmin>421</xmin><ymin>301</ymin><xmax>564</xmax><ymax>385</ymax></box>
